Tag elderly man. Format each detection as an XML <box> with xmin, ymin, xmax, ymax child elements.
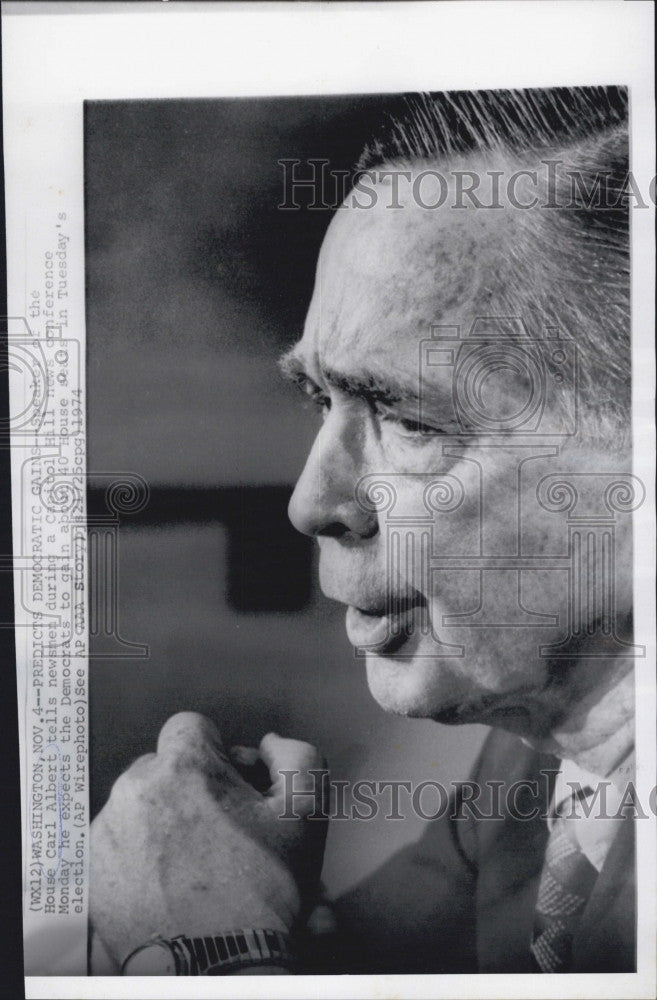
<box><xmin>91</xmin><ymin>87</ymin><xmax>636</xmax><ymax>975</ymax></box>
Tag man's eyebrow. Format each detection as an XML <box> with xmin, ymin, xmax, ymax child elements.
<box><xmin>322</xmin><ymin>366</ymin><xmax>419</xmax><ymax>407</ymax></box>
<box><xmin>278</xmin><ymin>349</ymin><xmax>419</xmax><ymax>406</ymax></box>
<box><xmin>278</xmin><ymin>349</ymin><xmax>315</xmax><ymax>386</ymax></box>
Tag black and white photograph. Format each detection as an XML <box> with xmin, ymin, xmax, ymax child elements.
<box><xmin>2</xmin><ymin>3</ymin><xmax>655</xmax><ymax>998</ymax></box>
<box><xmin>84</xmin><ymin>86</ymin><xmax>641</xmax><ymax>978</ymax></box>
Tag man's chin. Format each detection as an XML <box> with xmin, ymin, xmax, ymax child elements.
<box><xmin>363</xmin><ymin>648</ymin><xmax>466</xmax><ymax>720</ymax></box>
<box><xmin>363</xmin><ymin>650</ymin><xmax>537</xmax><ymax>734</ymax></box>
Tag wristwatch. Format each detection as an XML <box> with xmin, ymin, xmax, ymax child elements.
<box><xmin>121</xmin><ymin>928</ymin><xmax>293</xmax><ymax>975</ymax></box>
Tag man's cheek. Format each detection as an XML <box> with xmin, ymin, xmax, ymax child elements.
<box><xmin>424</xmin><ymin>569</ymin><xmax>482</xmax><ymax>614</ymax></box>
<box><xmin>384</xmin><ymin>502</ymin><xmax>482</xmax><ymax>599</ymax></box>
<box><xmin>517</xmin><ymin>567</ymin><xmax>569</xmax><ymax>625</ymax></box>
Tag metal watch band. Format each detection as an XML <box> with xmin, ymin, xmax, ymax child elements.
<box><xmin>122</xmin><ymin>928</ymin><xmax>293</xmax><ymax>975</ymax></box>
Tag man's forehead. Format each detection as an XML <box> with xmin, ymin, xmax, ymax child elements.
<box><xmin>319</xmin><ymin>174</ymin><xmax>496</xmax><ymax>274</ymax></box>
<box><xmin>302</xmin><ymin>181</ymin><xmax>508</xmax><ymax>372</ymax></box>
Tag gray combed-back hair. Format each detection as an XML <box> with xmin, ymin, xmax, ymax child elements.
<box><xmin>357</xmin><ymin>87</ymin><xmax>631</xmax><ymax>447</ymax></box>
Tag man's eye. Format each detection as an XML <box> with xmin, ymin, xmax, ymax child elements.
<box><xmin>299</xmin><ymin>382</ymin><xmax>331</xmax><ymax>420</ymax></box>
<box><xmin>316</xmin><ymin>394</ymin><xmax>331</xmax><ymax>420</ymax></box>
<box><xmin>375</xmin><ymin>403</ymin><xmax>441</xmax><ymax>438</ymax></box>
<box><xmin>396</xmin><ymin>417</ymin><xmax>439</xmax><ymax>435</ymax></box>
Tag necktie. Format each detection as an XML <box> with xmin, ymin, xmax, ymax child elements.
<box><xmin>530</xmin><ymin>812</ymin><xmax>599</xmax><ymax>972</ymax></box>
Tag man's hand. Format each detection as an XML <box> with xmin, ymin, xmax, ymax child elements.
<box><xmin>90</xmin><ymin>712</ymin><xmax>328</xmax><ymax>968</ymax></box>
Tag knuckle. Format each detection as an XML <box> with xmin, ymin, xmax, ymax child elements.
<box><xmin>107</xmin><ymin>767</ymin><xmax>137</xmax><ymax>805</ymax></box>
<box><xmin>159</xmin><ymin>710</ymin><xmax>207</xmax><ymax>741</ymax></box>
<box><xmin>157</xmin><ymin>712</ymin><xmax>224</xmax><ymax>765</ymax></box>
<box><xmin>107</xmin><ymin>752</ymin><xmax>159</xmax><ymax>806</ymax></box>
<box><xmin>128</xmin><ymin>751</ymin><xmax>157</xmax><ymax>774</ymax></box>
<box><xmin>158</xmin><ymin>750</ymin><xmax>199</xmax><ymax>777</ymax></box>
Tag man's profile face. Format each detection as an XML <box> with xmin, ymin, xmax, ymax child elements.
<box><xmin>284</xmin><ymin>176</ymin><xmax>631</xmax><ymax>735</ymax></box>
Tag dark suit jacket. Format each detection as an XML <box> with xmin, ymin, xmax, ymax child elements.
<box><xmin>322</xmin><ymin>728</ymin><xmax>635</xmax><ymax>974</ymax></box>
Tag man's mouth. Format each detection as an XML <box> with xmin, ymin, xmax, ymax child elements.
<box><xmin>345</xmin><ymin>600</ymin><xmax>427</xmax><ymax>654</ymax></box>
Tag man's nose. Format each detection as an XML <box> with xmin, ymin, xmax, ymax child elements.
<box><xmin>288</xmin><ymin>413</ymin><xmax>378</xmax><ymax>540</ymax></box>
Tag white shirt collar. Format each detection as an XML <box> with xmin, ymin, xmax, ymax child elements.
<box><xmin>549</xmin><ymin>749</ymin><xmax>635</xmax><ymax>872</ymax></box>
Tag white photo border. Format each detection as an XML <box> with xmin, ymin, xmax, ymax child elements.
<box><xmin>3</xmin><ymin>2</ymin><xmax>655</xmax><ymax>998</ymax></box>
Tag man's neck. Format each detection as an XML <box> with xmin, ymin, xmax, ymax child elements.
<box><xmin>538</xmin><ymin>662</ymin><xmax>635</xmax><ymax>778</ymax></box>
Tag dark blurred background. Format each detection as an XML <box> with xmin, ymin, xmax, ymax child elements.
<box><xmin>85</xmin><ymin>96</ymin><xmax>485</xmax><ymax>900</ymax></box>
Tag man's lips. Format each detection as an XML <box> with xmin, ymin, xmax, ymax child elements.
<box><xmin>345</xmin><ymin>601</ymin><xmax>426</xmax><ymax>653</ymax></box>
<box><xmin>318</xmin><ymin>569</ymin><xmax>426</xmax><ymax>653</ymax></box>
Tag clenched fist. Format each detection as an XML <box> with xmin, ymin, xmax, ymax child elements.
<box><xmin>90</xmin><ymin>712</ymin><xmax>328</xmax><ymax>970</ymax></box>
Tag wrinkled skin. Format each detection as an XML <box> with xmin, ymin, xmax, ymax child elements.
<box><xmin>287</xmin><ymin>178</ymin><xmax>633</xmax><ymax>761</ymax></box>
<box><xmin>90</xmin><ymin>174</ymin><xmax>633</xmax><ymax>968</ymax></box>
<box><xmin>91</xmin><ymin>714</ymin><xmax>327</xmax><ymax>969</ymax></box>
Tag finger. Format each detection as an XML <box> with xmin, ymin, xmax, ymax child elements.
<box><xmin>156</xmin><ymin>712</ymin><xmax>230</xmax><ymax>772</ymax></box>
<box><xmin>229</xmin><ymin>745</ymin><xmax>260</xmax><ymax>767</ymax></box>
<box><xmin>124</xmin><ymin>752</ymin><xmax>157</xmax><ymax>777</ymax></box>
<box><xmin>104</xmin><ymin>752</ymin><xmax>159</xmax><ymax>808</ymax></box>
<box><xmin>259</xmin><ymin>732</ymin><xmax>328</xmax><ymax>819</ymax></box>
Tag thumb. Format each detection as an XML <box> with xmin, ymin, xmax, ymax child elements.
<box><xmin>258</xmin><ymin>732</ymin><xmax>329</xmax><ymax>820</ymax></box>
